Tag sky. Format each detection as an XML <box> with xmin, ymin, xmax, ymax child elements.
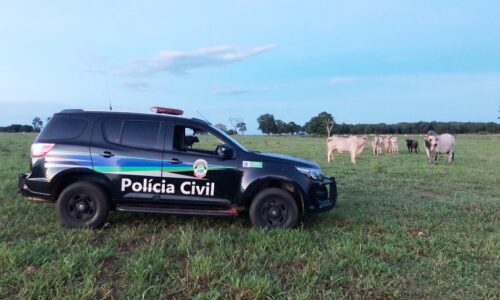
<box><xmin>1</xmin><ymin>1</ymin><xmax>499</xmax><ymax>133</ymax></box>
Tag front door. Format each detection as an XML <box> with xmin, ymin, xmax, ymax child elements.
<box><xmin>160</xmin><ymin>122</ymin><xmax>241</xmax><ymax>208</ymax></box>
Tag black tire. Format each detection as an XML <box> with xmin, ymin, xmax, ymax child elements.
<box><xmin>56</xmin><ymin>182</ymin><xmax>110</xmax><ymax>229</ymax></box>
<box><xmin>249</xmin><ymin>188</ymin><xmax>298</xmax><ymax>229</ymax></box>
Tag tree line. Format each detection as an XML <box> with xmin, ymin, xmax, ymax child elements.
<box><xmin>0</xmin><ymin>117</ymin><xmax>45</xmax><ymax>133</ymax></box>
<box><xmin>257</xmin><ymin>112</ymin><xmax>500</xmax><ymax>135</ymax></box>
<box><xmin>1</xmin><ymin>114</ymin><xmax>499</xmax><ymax>135</ymax></box>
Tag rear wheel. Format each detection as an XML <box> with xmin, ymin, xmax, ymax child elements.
<box><xmin>56</xmin><ymin>182</ymin><xmax>109</xmax><ymax>229</ymax></box>
<box><xmin>249</xmin><ymin>188</ymin><xmax>298</xmax><ymax>229</ymax></box>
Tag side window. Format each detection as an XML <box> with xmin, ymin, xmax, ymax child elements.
<box><xmin>119</xmin><ymin>120</ymin><xmax>160</xmax><ymax>149</ymax></box>
<box><xmin>103</xmin><ymin>120</ymin><xmax>122</xmax><ymax>144</ymax></box>
<box><xmin>173</xmin><ymin>125</ymin><xmax>224</xmax><ymax>155</ymax></box>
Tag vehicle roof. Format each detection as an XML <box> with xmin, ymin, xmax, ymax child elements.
<box><xmin>55</xmin><ymin>109</ymin><xmax>210</xmax><ymax>126</ymax></box>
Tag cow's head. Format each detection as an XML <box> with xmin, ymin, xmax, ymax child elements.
<box><xmin>426</xmin><ymin>135</ymin><xmax>438</xmax><ymax>152</ymax></box>
<box><xmin>361</xmin><ymin>135</ymin><xmax>368</xmax><ymax>145</ymax></box>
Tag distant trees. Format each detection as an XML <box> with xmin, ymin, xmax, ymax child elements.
<box><xmin>0</xmin><ymin>124</ymin><xmax>34</xmax><ymax>133</ymax></box>
<box><xmin>304</xmin><ymin>112</ymin><xmax>335</xmax><ymax>136</ymax></box>
<box><xmin>229</xmin><ymin>117</ymin><xmax>247</xmax><ymax>135</ymax></box>
<box><xmin>236</xmin><ymin>122</ymin><xmax>247</xmax><ymax>135</ymax></box>
<box><xmin>32</xmin><ymin>117</ymin><xmax>43</xmax><ymax>132</ymax></box>
<box><xmin>326</xmin><ymin>121</ymin><xmax>500</xmax><ymax>135</ymax></box>
<box><xmin>257</xmin><ymin>114</ymin><xmax>277</xmax><ymax>135</ymax></box>
<box><xmin>256</xmin><ymin>114</ymin><xmax>305</xmax><ymax>135</ymax></box>
<box><xmin>286</xmin><ymin>122</ymin><xmax>302</xmax><ymax>135</ymax></box>
<box><xmin>255</xmin><ymin>112</ymin><xmax>500</xmax><ymax>135</ymax></box>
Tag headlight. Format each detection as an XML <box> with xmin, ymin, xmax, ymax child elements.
<box><xmin>296</xmin><ymin>166</ymin><xmax>323</xmax><ymax>180</ymax></box>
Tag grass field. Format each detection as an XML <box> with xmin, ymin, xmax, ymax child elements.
<box><xmin>0</xmin><ymin>133</ymin><xmax>499</xmax><ymax>299</ymax></box>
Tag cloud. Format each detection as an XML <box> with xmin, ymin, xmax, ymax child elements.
<box><xmin>211</xmin><ymin>87</ymin><xmax>271</xmax><ymax>96</ymax></box>
<box><xmin>329</xmin><ymin>77</ymin><xmax>355</xmax><ymax>85</ymax></box>
<box><xmin>120</xmin><ymin>80</ymin><xmax>151</xmax><ymax>91</ymax></box>
<box><xmin>127</xmin><ymin>44</ymin><xmax>276</xmax><ymax>75</ymax></box>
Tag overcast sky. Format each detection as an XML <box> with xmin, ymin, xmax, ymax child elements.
<box><xmin>1</xmin><ymin>1</ymin><xmax>499</xmax><ymax>133</ymax></box>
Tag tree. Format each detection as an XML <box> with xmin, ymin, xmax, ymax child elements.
<box><xmin>21</xmin><ymin>125</ymin><xmax>34</xmax><ymax>132</ymax></box>
<box><xmin>214</xmin><ymin>123</ymin><xmax>228</xmax><ymax>132</ymax></box>
<box><xmin>275</xmin><ymin>119</ymin><xmax>286</xmax><ymax>134</ymax></box>
<box><xmin>304</xmin><ymin>112</ymin><xmax>335</xmax><ymax>136</ymax></box>
<box><xmin>32</xmin><ymin>117</ymin><xmax>43</xmax><ymax>132</ymax></box>
<box><xmin>257</xmin><ymin>114</ymin><xmax>277</xmax><ymax>135</ymax></box>
<box><xmin>287</xmin><ymin>122</ymin><xmax>302</xmax><ymax>135</ymax></box>
<box><xmin>229</xmin><ymin>117</ymin><xmax>245</xmax><ymax>135</ymax></box>
<box><xmin>236</xmin><ymin>122</ymin><xmax>247</xmax><ymax>135</ymax></box>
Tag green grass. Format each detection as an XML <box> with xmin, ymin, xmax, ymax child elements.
<box><xmin>0</xmin><ymin>133</ymin><xmax>499</xmax><ymax>299</ymax></box>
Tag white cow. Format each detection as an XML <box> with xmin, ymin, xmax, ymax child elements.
<box><xmin>371</xmin><ymin>137</ymin><xmax>383</xmax><ymax>156</ymax></box>
<box><xmin>425</xmin><ymin>133</ymin><xmax>456</xmax><ymax>164</ymax></box>
<box><xmin>327</xmin><ymin>135</ymin><xmax>368</xmax><ymax>164</ymax></box>
<box><xmin>390</xmin><ymin>136</ymin><xmax>399</xmax><ymax>154</ymax></box>
<box><xmin>383</xmin><ymin>135</ymin><xmax>392</xmax><ymax>153</ymax></box>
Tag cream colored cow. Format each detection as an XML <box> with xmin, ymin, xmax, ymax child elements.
<box><xmin>390</xmin><ymin>136</ymin><xmax>399</xmax><ymax>154</ymax></box>
<box><xmin>425</xmin><ymin>133</ymin><xmax>456</xmax><ymax>164</ymax></box>
<box><xmin>383</xmin><ymin>135</ymin><xmax>392</xmax><ymax>153</ymax></box>
<box><xmin>327</xmin><ymin>135</ymin><xmax>368</xmax><ymax>164</ymax></box>
<box><xmin>371</xmin><ymin>137</ymin><xmax>383</xmax><ymax>156</ymax></box>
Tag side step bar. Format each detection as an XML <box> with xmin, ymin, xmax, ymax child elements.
<box><xmin>116</xmin><ymin>205</ymin><xmax>244</xmax><ymax>217</ymax></box>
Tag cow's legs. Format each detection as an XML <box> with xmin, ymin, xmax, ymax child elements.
<box><xmin>327</xmin><ymin>148</ymin><xmax>335</xmax><ymax>163</ymax></box>
<box><xmin>448</xmin><ymin>151</ymin><xmax>454</xmax><ymax>163</ymax></box>
<box><xmin>350</xmin><ymin>151</ymin><xmax>356</xmax><ymax>164</ymax></box>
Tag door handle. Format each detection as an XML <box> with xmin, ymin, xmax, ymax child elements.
<box><xmin>168</xmin><ymin>158</ymin><xmax>182</xmax><ymax>164</ymax></box>
<box><xmin>100</xmin><ymin>151</ymin><xmax>115</xmax><ymax>158</ymax></box>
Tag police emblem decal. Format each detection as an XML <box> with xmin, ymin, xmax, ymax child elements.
<box><xmin>193</xmin><ymin>159</ymin><xmax>208</xmax><ymax>178</ymax></box>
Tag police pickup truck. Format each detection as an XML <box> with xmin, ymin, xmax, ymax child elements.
<box><xmin>18</xmin><ymin>108</ymin><xmax>336</xmax><ymax>229</ymax></box>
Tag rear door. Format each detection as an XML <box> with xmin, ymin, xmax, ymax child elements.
<box><xmin>90</xmin><ymin>117</ymin><xmax>166</xmax><ymax>204</ymax></box>
<box><xmin>160</xmin><ymin>122</ymin><xmax>242</xmax><ymax>207</ymax></box>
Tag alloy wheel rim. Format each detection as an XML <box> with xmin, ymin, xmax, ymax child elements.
<box><xmin>260</xmin><ymin>198</ymin><xmax>288</xmax><ymax>227</ymax></box>
<box><xmin>67</xmin><ymin>193</ymin><xmax>96</xmax><ymax>221</ymax></box>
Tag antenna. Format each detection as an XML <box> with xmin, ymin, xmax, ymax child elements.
<box><xmin>196</xmin><ymin>110</ymin><xmax>211</xmax><ymax>124</ymax></box>
<box><xmin>106</xmin><ymin>73</ymin><xmax>112</xmax><ymax>111</ymax></box>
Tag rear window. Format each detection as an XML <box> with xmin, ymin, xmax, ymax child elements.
<box><xmin>103</xmin><ymin>120</ymin><xmax>160</xmax><ymax>149</ymax></box>
<box><xmin>38</xmin><ymin>116</ymin><xmax>87</xmax><ymax>140</ymax></box>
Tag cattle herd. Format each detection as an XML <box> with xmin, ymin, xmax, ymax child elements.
<box><xmin>326</xmin><ymin>131</ymin><xmax>456</xmax><ymax>165</ymax></box>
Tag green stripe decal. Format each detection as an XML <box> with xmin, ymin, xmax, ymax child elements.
<box><xmin>94</xmin><ymin>166</ymin><xmax>229</xmax><ymax>173</ymax></box>
<box><xmin>94</xmin><ymin>166</ymin><xmax>162</xmax><ymax>173</ymax></box>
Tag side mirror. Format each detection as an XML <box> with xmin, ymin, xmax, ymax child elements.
<box><xmin>216</xmin><ymin>144</ymin><xmax>233</xmax><ymax>160</ymax></box>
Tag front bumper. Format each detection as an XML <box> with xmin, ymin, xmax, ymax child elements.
<box><xmin>305</xmin><ymin>176</ymin><xmax>337</xmax><ymax>214</ymax></box>
<box><xmin>17</xmin><ymin>173</ymin><xmax>51</xmax><ymax>202</ymax></box>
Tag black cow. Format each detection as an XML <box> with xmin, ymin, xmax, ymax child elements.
<box><xmin>184</xmin><ymin>135</ymin><xmax>200</xmax><ymax>149</ymax></box>
<box><xmin>406</xmin><ymin>139</ymin><xmax>419</xmax><ymax>154</ymax></box>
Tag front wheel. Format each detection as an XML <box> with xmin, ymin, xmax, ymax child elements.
<box><xmin>56</xmin><ymin>182</ymin><xmax>110</xmax><ymax>229</ymax></box>
<box><xmin>249</xmin><ymin>188</ymin><xmax>298</xmax><ymax>229</ymax></box>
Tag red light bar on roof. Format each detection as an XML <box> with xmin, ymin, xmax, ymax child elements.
<box><xmin>150</xmin><ymin>107</ymin><xmax>184</xmax><ymax>115</ymax></box>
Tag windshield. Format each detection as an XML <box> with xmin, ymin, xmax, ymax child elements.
<box><xmin>210</xmin><ymin>125</ymin><xmax>248</xmax><ymax>151</ymax></box>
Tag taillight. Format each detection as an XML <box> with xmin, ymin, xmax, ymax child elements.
<box><xmin>31</xmin><ymin>143</ymin><xmax>55</xmax><ymax>157</ymax></box>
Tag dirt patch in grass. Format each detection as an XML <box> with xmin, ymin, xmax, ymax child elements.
<box><xmin>96</xmin><ymin>256</ymin><xmax>119</xmax><ymax>299</ymax></box>
<box><xmin>407</xmin><ymin>228</ymin><xmax>428</xmax><ymax>238</ymax></box>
